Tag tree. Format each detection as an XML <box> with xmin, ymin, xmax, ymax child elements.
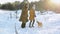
<box><xmin>1</xmin><ymin>3</ymin><xmax>15</xmax><ymax>10</ymax></box>
<box><xmin>12</xmin><ymin>1</ymin><xmax>21</xmax><ymax>10</ymax></box>
<box><xmin>15</xmin><ymin>11</ymin><xmax>18</xmax><ymax>19</ymax></box>
<box><xmin>35</xmin><ymin>1</ymin><xmax>45</xmax><ymax>11</ymax></box>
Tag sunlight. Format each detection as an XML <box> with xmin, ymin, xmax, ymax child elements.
<box><xmin>0</xmin><ymin>0</ymin><xmax>40</xmax><ymax>4</ymax></box>
<box><xmin>50</xmin><ymin>0</ymin><xmax>60</xmax><ymax>5</ymax></box>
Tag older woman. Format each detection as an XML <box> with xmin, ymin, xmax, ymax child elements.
<box><xmin>19</xmin><ymin>0</ymin><xmax>29</xmax><ymax>28</ymax></box>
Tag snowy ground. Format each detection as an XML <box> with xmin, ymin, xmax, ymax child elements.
<box><xmin>0</xmin><ymin>10</ymin><xmax>60</xmax><ymax>34</ymax></box>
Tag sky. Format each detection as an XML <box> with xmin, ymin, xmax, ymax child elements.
<box><xmin>0</xmin><ymin>0</ymin><xmax>40</xmax><ymax>4</ymax></box>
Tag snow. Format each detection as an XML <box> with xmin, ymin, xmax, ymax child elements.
<box><xmin>0</xmin><ymin>10</ymin><xmax>60</xmax><ymax>34</ymax></box>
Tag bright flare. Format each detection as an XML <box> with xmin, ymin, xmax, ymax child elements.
<box><xmin>50</xmin><ymin>0</ymin><xmax>60</xmax><ymax>4</ymax></box>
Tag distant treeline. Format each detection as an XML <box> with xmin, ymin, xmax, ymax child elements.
<box><xmin>0</xmin><ymin>0</ymin><xmax>57</xmax><ymax>11</ymax></box>
<box><xmin>0</xmin><ymin>1</ymin><xmax>21</xmax><ymax>10</ymax></box>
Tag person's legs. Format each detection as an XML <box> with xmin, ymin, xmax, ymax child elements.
<box><xmin>29</xmin><ymin>20</ymin><xmax>32</xmax><ymax>27</ymax></box>
<box><xmin>32</xmin><ymin>19</ymin><xmax>35</xmax><ymax>27</ymax></box>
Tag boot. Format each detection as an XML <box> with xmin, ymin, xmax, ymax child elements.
<box><xmin>21</xmin><ymin>22</ymin><xmax>26</xmax><ymax>28</ymax></box>
<box><xmin>29</xmin><ymin>21</ymin><xmax>32</xmax><ymax>28</ymax></box>
<box><xmin>32</xmin><ymin>20</ymin><xmax>35</xmax><ymax>27</ymax></box>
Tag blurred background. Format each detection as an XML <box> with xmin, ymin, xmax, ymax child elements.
<box><xmin>0</xmin><ymin>0</ymin><xmax>60</xmax><ymax>13</ymax></box>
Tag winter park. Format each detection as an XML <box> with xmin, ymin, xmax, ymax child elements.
<box><xmin>0</xmin><ymin>0</ymin><xmax>60</xmax><ymax>34</ymax></box>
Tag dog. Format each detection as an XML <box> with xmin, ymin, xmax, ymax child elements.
<box><xmin>37</xmin><ymin>21</ymin><xmax>43</xmax><ymax>27</ymax></box>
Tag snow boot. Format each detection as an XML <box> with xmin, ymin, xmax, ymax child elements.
<box><xmin>21</xmin><ymin>23</ymin><xmax>26</xmax><ymax>28</ymax></box>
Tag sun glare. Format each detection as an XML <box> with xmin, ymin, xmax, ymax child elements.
<box><xmin>50</xmin><ymin>0</ymin><xmax>60</xmax><ymax>4</ymax></box>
